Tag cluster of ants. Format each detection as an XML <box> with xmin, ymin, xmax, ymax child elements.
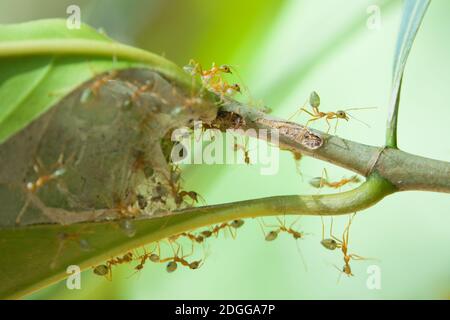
<box><xmin>93</xmin><ymin>218</ymin><xmax>246</xmax><ymax>279</ymax></box>
<box><xmin>182</xmin><ymin>60</ymin><xmax>375</xmax><ymax>189</ymax></box>
<box><xmin>22</xmin><ymin>61</ymin><xmax>372</xmax><ymax>202</ymax></box>
<box><xmin>24</xmin><ymin>60</ymin><xmax>374</xmax><ymax>280</ymax></box>
<box><xmin>93</xmin><ymin>212</ymin><xmax>370</xmax><ymax>281</ymax></box>
<box><xmin>183</xmin><ymin>59</ymin><xmax>241</xmax><ymax>101</ymax></box>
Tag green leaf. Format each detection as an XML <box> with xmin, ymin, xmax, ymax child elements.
<box><xmin>385</xmin><ymin>0</ymin><xmax>431</xmax><ymax>148</ymax></box>
<box><xmin>0</xmin><ymin>19</ymin><xmax>215</xmax><ymax>299</ymax></box>
<box><xmin>0</xmin><ymin>19</ymin><xmax>191</xmax><ymax>144</ymax></box>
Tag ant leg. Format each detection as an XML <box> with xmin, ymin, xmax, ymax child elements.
<box><xmin>288</xmin><ymin>100</ymin><xmax>308</xmax><ymax>120</ymax></box>
<box><xmin>275</xmin><ymin>216</ymin><xmax>285</xmax><ymax>229</ymax></box>
<box><xmin>319</xmin><ymin>168</ymin><xmax>327</xmax><ymax>189</ymax></box>
<box><xmin>260</xmin><ymin>217</ymin><xmax>279</xmax><ymax>229</ymax></box>
<box><xmin>344</xmin><ymin>214</ymin><xmax>354</xmax><ymax>245</ymax></box>
<box><xmin>289</xmin><ymin>216</ymin><xmax>301</xmax><ymax>230</ymax></box>
<box><xmin>329</xmin><ymin>218</ymin><xmax>343</xmax><ymax>245</ymax></box>
<box><xmin>349</xmin><ymin>253</ymin><xmax>368</xmax><ymax>261</ymax></box>
<box><xmin>295</xmin><ymin>239</ymin><xmax>308</xmax><ymax>272</ymax></box>
<box><xmin>333</xmin><ymin>264</ymin><xmax>344</xmax><ymax>283</ymax></box>
<box><xmin>304</xmin><ymin>117</ymin><xmax>321</xmax><ymax>129</ymax></box>
<box><xmin>325</xmin><ymin>118</ymin><xmax>331</xmax><ymax>134</ymax></box>
<box><xmin>334</xmin><ymin>119</ymin><xmax>339</xmax><ymax>134</ymax></box>
<box><xmin>16</xmin><ymin>197</ymin><xmax>30</xmax><ymax>225</ymax></box>
<box><xmin>257</xmin><ymin>218</ymin><xmax>268</xmax><ymax>238</ymax></box>
<box><xmin>228</xmin><ymin>225</ymin><xmax>237</xmax><ymax>239</ymax></box>
<box><xmin>323</xmin><ymin>168</ymin><xmax>330</xmax><ymax>182</ymax></box>
<box><xmin>320</xmin><ymin>216</ymin><xmax>325</xmax><ymax>241</ymax></box>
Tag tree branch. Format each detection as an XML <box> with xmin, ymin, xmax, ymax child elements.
<box><xmin>219</xmin><ymin>100</ymin><xmax>450</xmax><ymax>193</ymax></box>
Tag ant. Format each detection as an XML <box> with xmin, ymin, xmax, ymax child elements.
<box><xmin>25</xmin><ymin>155</ymin><xmax>67</xmax><ymax>193</ymax></box>
<box><xmin>161</xmin><ymin>165</ymin><xmax>205</xmax><ymax>207</ymax></box>
<box><xmin>193</xmin><ymin>219</ymin><xmax>244</xmax><ymax>241</ymax></box>
<box><xmin>178</xmin><ymin>191</ymin><xmax>205</xmax><ymax>206</ymax></box>
<box><xmin>80</xmin><ymin>70</ymin><xmax>118</xmax><ymax>102</ymax></box>
<box><xmin>106</xmin><ymin>79</ymin><xmax>167</xmax><ymax>110</ymax></box>
<box><xmin>123</xmin><ymin>80</ymin><xmax>165</xmax><ymax>107</ymax></box>
<box><xmin>259</xmin><ymin>216</ymin><xmax>304</xmax><ymax>241</ymax></box>
<box><xmin>159</xmin><ymin>243</ymin><xmax>202</xmax><ymax>273</ymax></box>
<box><xmin>234</xmin><ymin>143</ymin><xmax>251</xmax><ymax>165</ymax></box>
<box><xmin>210</xmin><ymin>219</ymin><xmax>245</xmax><ymax>239</ymax></box>
<box><xmin>113</xmin><ymin>198</ymin><xmax>141</xmax><ymax>218</ymax></box>
<box><xmin>209</xmin><ymin>78</ymin><xmax>241</xmax><ymax>101</ymax></box>
<box><xmin>183</xmin><ymin>59</ymin><xmax>232</xmax><ymax>83</ymax></box>
<box><xmin>131</xmin><ymin>243</ymin><xmax>163</xmax><ymax>276</ymax></box>
<box><xmin>290</xmin><ymin>91</ymin><xmax>376</xmax><ymax>133</ymax></box>
<box><xmin>17</xmin><ymin>154</ymin><xmax>68</xmax><ymax>224</ymax></box>
<box><xmin>309</xmin><ymin>168</ymin><xmax>361</xmax><ymax>190</ymax></box>
<box><xmin>321</xmin><ymin>215</ymin><xmax>368</xmax><ymax>277</ymax></box>
<box><xmin>93</xmin><ymin>251</ymin><xmax>134</xmax><ymax>280</ymax></box>
<box><xmin>51</xmin><ymin>231</ymin><xmax>92</xmax><ymax>269</ymax></box>
<box><xmin>172</xmin><ymin>232</ymin><xmax>205</xmax><ymax>244</ymax></box>
<box><xmin>259</xmin><ymin>216</ymin><xmax>307</xmax><ymax>270</ymax></box>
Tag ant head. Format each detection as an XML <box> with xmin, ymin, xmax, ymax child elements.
<box><xmin>321</xmin><ymin>238</ymin><xmax>338</xmax><ymax>250</ymax></box>
<box><xmin>220</xmin><ymin>64</ymin><xmax>232</xmax><ymax>74</ymax></box>
<box><xmin>124</xmin><ymin>252</ymin><xmax>133</xmax><ymax>260</ymax></box>
<box><xmin>336</xmin><ymin>110</ymin><xmax>349</xmax><ymax>120</ymax></box>
<box><xmin>293</xmin><ymin>231</ymin><xmax>303</xmax><ymax>239</ymax></box>
<box><xmin>265</xmin><ymin>231</ymin><xmax>278</xmax><ymax>241</ymax></box>
<box><xmin>309</xmin><ymin>177</ymin><xmax>323</xmax><ymax>188</ymax></box>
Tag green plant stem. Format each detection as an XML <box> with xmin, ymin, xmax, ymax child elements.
<box><xmin>385</xmin><ymin>78</ymin><xmax>402</xmax><ymax>148</ymax></box>
<box><xmin>0</xmin><ymin>39</ymin><xmax>192</xmax><ymax>88</ymax></box>
<box><xmin>221</xmin><ymin>100</ymin><xmax>450</xmax><ymax>193</ymax></box>
<box><xmin>2</xmin><ymin>173</ymin><xmax>393</xmax><ymax>299</ymax></box>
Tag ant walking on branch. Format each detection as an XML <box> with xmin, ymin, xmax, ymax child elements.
<box><xmin>290</xmin><ymin>91</ymin><xmax>376</xmax><ymax>133</ymax></box>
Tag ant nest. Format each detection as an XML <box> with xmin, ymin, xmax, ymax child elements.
<box><xmin>0</xmin><ymin>69</ymin><xmax>217</xmax><ymax>228</ymax></box>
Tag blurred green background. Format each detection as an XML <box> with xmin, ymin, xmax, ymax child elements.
<box><xmin>1</xmin><ymin>0</ymin><xmax>449</xmax><ymax>299</ymax></box>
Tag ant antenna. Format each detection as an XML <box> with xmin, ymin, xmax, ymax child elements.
<box><xmin>333</xmin><ymin>264</ymin><xmax>344</xmax><ymax>283</ymax></box>
<box><xmin>295</xmin><ymin>239</ymin><xmax>308</xmax><ymax>272</ymax></box>
<box><xmin>346</xmin><ymin>112</ymin><xmax>371</xmax><ymax>128</ymax></box>
<box><xmin>229</xmin><ymin>65</ymin><xmax>255</xmax><ymax>104</ymax></box>
<box><xmin>343</xmin><ymin>107</ymin><xmax>377</xmax><ymax>112</ymax></box>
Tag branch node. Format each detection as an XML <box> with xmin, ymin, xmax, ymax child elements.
<box><xmin>364</xmin><ymin>146</ymin><xmax>386</xmax><ymax>177</ymax></box>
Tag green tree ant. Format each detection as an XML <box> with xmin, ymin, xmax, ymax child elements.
<box><xmin>290</xmin><ymin>91</ymin><xmax>376</xmax><ymax>133</ymax></box>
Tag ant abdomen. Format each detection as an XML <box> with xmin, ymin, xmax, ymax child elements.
<box><xmin>321</xmin><ymin>238</ymin><xmax>338</xmax><ymax>250</ymax></box>
<box><xmin>166</xmin><ymin>261</ymin><xmax>178</xmax><ymax>273</ymax></box>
